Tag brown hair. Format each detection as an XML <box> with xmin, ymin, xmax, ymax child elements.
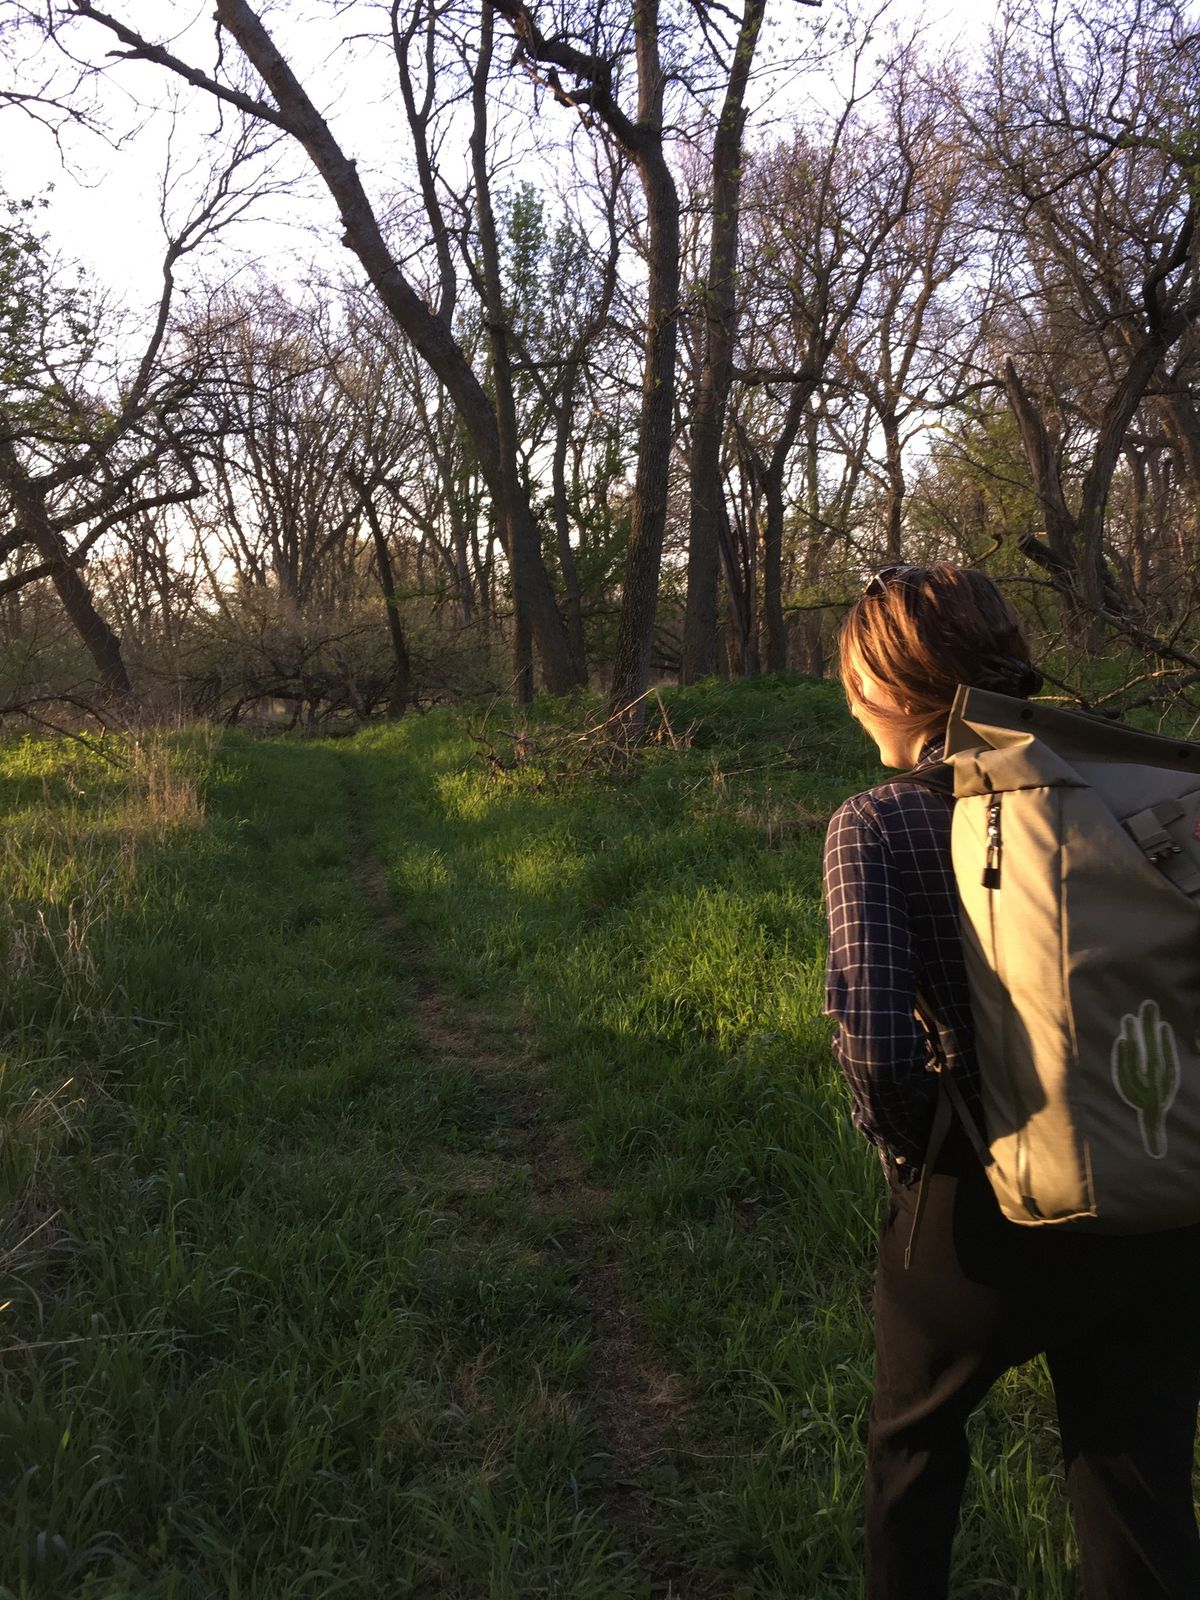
<box><xmin>838</xmin><ymin>562</ymin><xmax>1040</xmax><ymax>744</ymax></box>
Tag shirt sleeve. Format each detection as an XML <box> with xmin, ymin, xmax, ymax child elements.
<box><xmin>822</xmin><ymin>795</ymin><xmax>938</xmax><ymax>1166</ymax></box>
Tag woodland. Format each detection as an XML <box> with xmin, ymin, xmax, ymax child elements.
<box><xmin>0</xmin><ymin>0</ymin><xmax>1197</xmax><ymax>737</ymax></box>
<box><xmin>3</xmin><ymin>4</ymin><xmax>1200</xmax><ymax>1594</ymax></box>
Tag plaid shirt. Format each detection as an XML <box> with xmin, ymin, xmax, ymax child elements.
<box><xmin>822</xmin><ymin>739</ymin><xmax>983</xmax><ymax>1178</ymax></box>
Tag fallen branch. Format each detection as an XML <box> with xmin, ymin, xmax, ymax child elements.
<box><xmin>0</xmin><ymin>694</ymin><xmax>126</xmax><ymax>765</ymax></box>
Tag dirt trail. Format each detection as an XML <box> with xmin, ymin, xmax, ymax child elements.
<box><xmin>344</xmin><ymin>777</ymin><xmax>687</xmax><ymax>1575</ymax></box>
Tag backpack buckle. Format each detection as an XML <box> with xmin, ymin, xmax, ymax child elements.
<box><xmin>1148</xmin><ymin>839</ymin><xmax>1182</xmax><ymax>864</ymax></box>
<box><xmin>1125</xmin><ymin>801</ymin><xmax>1186</xmax><ymax>864</ymax></box>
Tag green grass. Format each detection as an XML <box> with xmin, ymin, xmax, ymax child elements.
<box><xmin>5</xmin><ymin>672</ymin><xmax>1188</xmax><ymax>1597</ymax></box>
<box><xmin>0</xmin><ymin>730</ymin><xmax>633</xmax><ymax>1599</ymax></box>
<box><xmin>345</xmin><ymin>675</ymin><xmax>1088</xmax><ymax>1598</ymax></box>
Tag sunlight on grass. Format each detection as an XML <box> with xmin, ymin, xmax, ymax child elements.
<box><xmin>0</xmin><ymin>729</ymin><xmax>632</xmax><ymax>1598</ymax></box>
<box><xmin>1</xmin><ymin>676</ymin><xmax>1160</xmax><ymax>1597</ymax></box>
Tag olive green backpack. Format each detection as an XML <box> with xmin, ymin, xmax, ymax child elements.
<box><xmin>917</xmin><ymin>685</ymin><xmax>1200</xmax><ymax>1235</ymax></box>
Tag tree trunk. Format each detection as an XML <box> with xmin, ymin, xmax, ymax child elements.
<box><xmin>1003</xmin><ymin>359</ymin><xmax>1077</xmax><ymax>566</ymax></box>
<box><xmin>0</xmin><ymin>435</ymin><xmax>134</xmax><ymax>697</ymax></box>
<box><xmin>1125</xmin><ymin>447</ymin><xmax>1150</xmax><ymax>603</ymax></box>
<box><xmin>760</xmin><ymin>476</ymin><xmax>788</xmax><ymax>673</ymax></box>
<box><xmin>756</xmin><ymin>388</ymin><xmax>807</xmax><ymax>673</ymax></box>
<box><xmin>211</xmin><ymin>0</ymin><xmax>579</xmax><ymax>695</ymax></box>
<box><xmin>1004</xmin><ymin>284</ymin><xmax>1200</xmax><ymax>648</ymax></box>
<box><xmin>469</xmin><ymin>1</ymin><xmax>548</xmax><ymax>703</ymax></box>
<box><xmin>1074</xmin><ymin>329</ymin><xmax>1179</xmax><ymax>627</ymax></box>
<box><xmin>551</xmin><ymin>359</ymin><xmax>590</xmax><ymax>683</ymax></box>
<box><xmin>1003</xmin><ymin>358</ymin><xmax>1097</xmax><ymax>642</ymax></box>
<box><xmin>795</xmin><ymin>406</ymin><xmax>826</xmax><ymax>676</ymax></box>
<box><xmin>1160</xmin><ymin>387</ymin><xmax>1200</xmax><ymax>496</ymax></box>
<box><xmin>43</xmin><ymin>538</ymin><xmax>133</xmax><ymax>696</ymax></box>
<box><xmin>483</xmin><ymin>0</ymin><xmax>682</xmax><ymax>728</ymax></box>
<box><xmin>681</xmin><ymin>0</ymin><xmax>765</xmax><ymax>683</ymax></box>
<box><xmin>606</xmin><ymin>23</ymin><xmax>681</xmax><ymax>726</ymax></box>
<box><xmin>881</xmin><ymin>412</ymin><xmax>905</xmax><ymax>564</ymax></box>
<box><xmin>352</xmin><ymin>473</ymin><xmax>412</xmax><ymax>716</ymax></box>
<box><xmin>719</xmin><ymin>489</ymin><xmax>756</xmax><ymax>676</ymax></box>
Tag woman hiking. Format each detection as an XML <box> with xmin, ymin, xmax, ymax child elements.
<box><xmin>822</xmin><ymin>561</ymin><xmax>1200</xmax><ymax>1599</ymax></box>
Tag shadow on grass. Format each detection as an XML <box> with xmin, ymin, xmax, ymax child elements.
<box><xmin>343</xmin><ymin>686</ymin><xmax>1077</xmax><ymax>1600</ymax></box>
<box><xmin>0</xmin><ymin>733</ymin><xmax>639</xmax><ymax>1600</ymax></box>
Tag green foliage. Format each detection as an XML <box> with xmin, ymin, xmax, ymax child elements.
<box><xmin>501</xmin><ymin>182</ymin><xmax>603</xmax><ymax>370</ymax></box>
<box><xmin>497</xmin><ymin>180</ymin><xmax>633</xmax><ymax>649</ymax></box>
<box><xmin>1111</xmin><ymin>998</ymin><xmax>1181</xmax><ymax>1158</ymax></box>
<box><xmin>908</xmin><ymin>403</ymin><xmax>1042</xmax><ymax>559</ymax></box>
<box><xmin>0</xmin><ymin>189</ymin><xmax>98</xmax><ymax>424</ymax></box>
<box><xmin>502</xmin><ymin>181</ymin><xmax>550</xmax><ymax>352</ymax></box>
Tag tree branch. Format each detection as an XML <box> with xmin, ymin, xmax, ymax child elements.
<box><xmin>69</xmin><ymin>2</ymin><xmax>288</xmax><ymax>127</ymax></box>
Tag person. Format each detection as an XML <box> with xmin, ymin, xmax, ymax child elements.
<box><xmin>821</xmin><ymin>561</ymin><xmax>1200</xmax><ymax>1600</ymax></box>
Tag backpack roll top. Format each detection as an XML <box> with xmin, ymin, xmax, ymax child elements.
<box><xmin>943</xmin><ymin>687</ymin><xmax>1200</xmax><ymax>1233</ymax></box>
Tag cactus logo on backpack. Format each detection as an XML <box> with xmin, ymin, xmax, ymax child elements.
<box><xmin>1111</xmin><ymin>1000</ymin><xmax>1182</xmax><ymax>1160</ymax></box>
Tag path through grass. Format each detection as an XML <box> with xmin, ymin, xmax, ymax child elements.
<box><xmin>347</xmin><ymin>679</ymin><xmax>1079</xmax><ymax>1598</ymax></box>
<box><xmin>3</xmin><ymin>678</ymin><xmax>1151</xmax><ymax>1597</ymax></box>
<box><xmin>1</xmin><ymin>731</ymin><xmax>634</xmax><ymax>1598</ymax></box>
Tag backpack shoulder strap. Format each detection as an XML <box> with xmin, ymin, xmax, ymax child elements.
<box><xmin>890</xmin><ymin>762</ymin><xmax>955</xmax><ymax>799</ymax></box>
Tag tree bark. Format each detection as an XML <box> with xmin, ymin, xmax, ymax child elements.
<box><xmin>881</xmin><ymin>413</ymin><xmax>905</xmax><ymax>565</ymax></box>
<box><xmin>605</xmin><ymin>3</ymin><xmax>680</xmax><ymax>724</ymax></box>
<box><xmin>753</xmin><ymin>388</ymin><xmax>807</xmax><ymax>673</ymax></box>
<box><xmin>350</xmin><ymin>471</ymin><xmax>412</xmax><ymax>716</ymax></box>
<box><xmin>1124</xmin><ymin>446</ymin><xmax>1151</xmax><ymax>602</ymax></box>
<box><xmin>681</xmin><ymin>0</ymin><xmax>765</xmax><ymax>683</ymax></box>
<box><xmin>470</xmin><ymin>1</ymin><xmax>543</xmax><ymax>701</ymax></box>
<box><xmin>1074</xmin><ymin>327</ymin><xmax>1186</xmax><ymax>618</ymax></box>
<box><xmin>1005</xmin><ymin>315</ymin><xmax>1192</xmax><ymax>644</ymax></box>
<box><xmin>608</xmin><ymin>155</ymin><xmax>679</xmax><ymax>719</ymax></box>
<box><xmin>719</xmin><ymin>492</ymin><xmax>757</xmax><ymax>676</ymax></box>
<box><xmin>795</xmin><ymin>405</ymin><xmax>826</xmax><ymax>676</ymax></box>
<box><xmin>0</xmin><ymin>435</ymin><xmax>134</xmax><ymax>696</ymax></box>
<box><xmin>551</xmin><ymin>358</ymin><xmax>590</xmax><ymax>681</ymax></box>
<box><xmin>488</xmin><ymin>0</ymin><xmax>680</xmax><ymax>730</ymax></box>
<box><xmin>1003</xmin><ymin>356</ymin><xmax>1093</xmax><ymax>636</ymax></box>
<box><xmin>1160</xmin><ymin>386</ymin><xmax>1200</xmax><ymax>495</ymax></box>
<box><xmin>184</xmin><ymin>0</ymin><xmax>580</xmax><ymax>694</ymax></box>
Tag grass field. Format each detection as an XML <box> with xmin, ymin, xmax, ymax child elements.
<box><xmin>1</xmin><ymin>675</ymin><xmax>1167</xmax><ymax>1598</ymax></box>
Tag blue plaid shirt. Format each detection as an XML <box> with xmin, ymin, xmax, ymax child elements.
<box><xmin>822</xmin><ymin>739</ymin><xmax>983</xmax><ymax>1178</ymax></box>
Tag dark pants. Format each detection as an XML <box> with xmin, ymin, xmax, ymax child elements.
<box><xmin>869</xmin><ymin>1130</ymin><xmax>1200</xmax><ymax>1599</ymax></box>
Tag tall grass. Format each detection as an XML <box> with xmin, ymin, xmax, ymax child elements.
<box><xmin>6</xmin><ymin>675</ymin><xmax>1176</xmax><ymax>1597</ymax></box>
<box><xmin>348</xmin><ymin>675</ymin><xmax>1088</xmax><ymax>1598</ymax></box>
<box><xmin>0</xmin><ymin>730</ymin><xmax>633</xmax><ymax>1599</ymax></box>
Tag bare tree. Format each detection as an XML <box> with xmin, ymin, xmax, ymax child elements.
<box><xmin>678</xmin><ymin>0</ymin><xmax>771</xmax><ymax>682</ymax></box>
<box><xmin>730</xmin><ymin>48</ymin><xmax>918</xmax><ymax>671</ymax></box>
<box><xmin>835</xmin><ymin>56</ymin><xmax>993</xmax><ymax>563</ymax></box>
<box><xmin>487</xmin><ymin>0</ymin><xmax>684</xmax><ymax>725</ymax></box>
<box><xmin>0</xmin><ymin>144</ymin><xmax>267</xmax><ymax>692</ymax></box>
<box><xmin>964</xmin><ymin>0</ymin><xmax>1200</xmax><ymax>641</ymax></box>
<box><xmin>498</xmin><ymin>165</ymin><xmax>627</xmax><ymax>686</ymax></box>
<box><xmin>184</xmin><ymin>285</ymin><xmax>368</xmax><ymax>606</ymax></box>
<box><xmin>65</xmin><ymin>0</ymin><xmax>583</xmax><ymax>694</ymax></box>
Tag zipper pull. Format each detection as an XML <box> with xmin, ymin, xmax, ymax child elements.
<box><xmin>982</xmin><ymin>794</ymin><xmax>1002</xmax><ymax>889</ymax></box>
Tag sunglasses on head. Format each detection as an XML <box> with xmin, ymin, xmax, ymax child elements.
<box><xmin>864</xmin><ymin>564</ymin><xmax>929</xmax><ymax>598</ymax></box>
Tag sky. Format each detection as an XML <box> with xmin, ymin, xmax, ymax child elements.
<box><xmin>2</xmin><ymin>0</ymin><xmax>989</xmax><ymax>335</ymax></box>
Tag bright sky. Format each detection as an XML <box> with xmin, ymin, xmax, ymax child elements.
<box><xmin>3</xmin><ymin>0</ymin><xmax>987</xmax><ymax>329</ymax></box>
